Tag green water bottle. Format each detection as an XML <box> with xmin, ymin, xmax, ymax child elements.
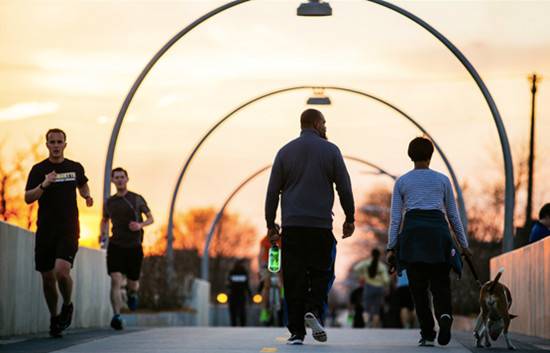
<box><xmin>268</xmin><ymin>244</ymin><xmax>281</xmax><ymax>273</ymax></box>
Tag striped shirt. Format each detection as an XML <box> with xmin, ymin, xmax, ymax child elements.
<box><xmin>388</xmin><ymin>168</ymin><xmax>468</xmax><ymax>249</ymax></box>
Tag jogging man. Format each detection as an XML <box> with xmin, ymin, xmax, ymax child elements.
<box><xmin>265</xmin><ymin>109</ymin><xmax>355</xmax><ymax>345</ymax></box>
<box><xmin>25</xmin><ymin>128</ymin><xmax>93</xmax><ymax>337</ymax></box>
<box><xmin>100</xmin><ymin>167</ymin><xmax>153</xmax><ymax>330</ymax></box>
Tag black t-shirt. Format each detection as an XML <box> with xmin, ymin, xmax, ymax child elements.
<box><xmin>25</xmin><ymin>158</ymin><xmax>88</xmax><ymax>235</ymax></box>
<box><xmin>103</xmin><ymin>191</ymin><xmax>150</xmax><ymax>248</ymax></box>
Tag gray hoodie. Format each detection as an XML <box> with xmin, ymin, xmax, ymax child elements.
<box><xmin>265</xmin><ymin>128</ymin><xmax>355</xmax><ymax>230</ymax></box>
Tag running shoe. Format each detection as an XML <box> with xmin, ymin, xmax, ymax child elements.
<box><xmin>57</xmin><ymin>303</ymin><xmax>73</xmax><ymax>330</ymax></box>
<box><xmin>49</xmin><ymin>316</ymin><xmax>62</xmax><ymax>338</ymax></box>
<box><xmin>437</xmin><ymin>314</ymin><xmax>453</xmax><ymax>346</ymax></box>
<box><xmin>127</xmin><ymin>293</ymin><xmax>139</xmax><ymax>311</ymax></box>
<box><xmin>418</xmin><ymin>338</ymin><xmax>435</xmax><ymax>347</ymax></box>
<box><xmin>287</xmin><ymin>334</ymin><xmax>304</xmax><ymax>345</ymax></box>
<box><xmin>304</xmin><ymin>312</ymin><xmax>327</xmax><ymax>342</ymax></box>
<box><xmin>110</xmin><ymin>314</ymin><xmax>124</xmax><ymax>330</ymax></box>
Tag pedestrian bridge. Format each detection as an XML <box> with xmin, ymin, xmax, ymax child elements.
<box><xmin>2</xmin><ymin>221</ymin><xmax>549</xmax><ymax>353</ymax></box>
<box><xmin>2</xmin><ymin>327</ymin><xmax>550</xmax><ymax>353</ymax></box>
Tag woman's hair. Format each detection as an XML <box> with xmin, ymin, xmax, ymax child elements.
<box><xmin>408</xmin><ymin>137</ymin><xmax>434</xmax><ymax>162</ymax></box>
<box><xmin>368</xmin><ymin>248</ymin><xmax>381</xmax><ymax>279</ymax></box>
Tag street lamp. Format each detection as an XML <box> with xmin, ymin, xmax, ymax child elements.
<box><xmin>297</xmin><ymin>0</ymin><xmax>332</xmax><ymax>16</ymax></box>
<box><xmin>307</xmin><ymin>87</ymin><xmax>332</xmax><ymax>105</ymax></box>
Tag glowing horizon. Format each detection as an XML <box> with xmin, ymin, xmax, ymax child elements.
<box><xmin>2</xmin><ymin>0</ymin><xmax>550</xmax><ymax>281</ymax></box>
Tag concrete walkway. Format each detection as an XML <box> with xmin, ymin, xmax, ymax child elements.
<box><xmin>1</xmin><ymin>327</ymin><xmax>549</xmax><ymax>353</ymax></box>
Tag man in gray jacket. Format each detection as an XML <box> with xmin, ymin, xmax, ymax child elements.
<box><xmin>265</xmin><ymin>109</ymin><xmax>355</xmax><ymax>345</ymax></box>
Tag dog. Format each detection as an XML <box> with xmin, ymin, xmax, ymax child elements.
<box><xmin>473</xmin><ymin>268</ymin><xmax>518</xmax><ymax>350</ymax></box>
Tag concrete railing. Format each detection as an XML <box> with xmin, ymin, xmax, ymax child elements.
<box><xmin>0</xmin><ymin>221</ymin><xmax>111</xmax><ymax>336</ymax></box>
<box><xmin>490</xmin><ymin>236</ymin><xmax>550</xmax><ymax>339</ymax></box>
<box><xmin>189</xmin><ymin>279</ymin><xmax>210</xmax><ymax>326</ymax></box>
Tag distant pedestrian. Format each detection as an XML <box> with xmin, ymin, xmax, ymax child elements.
<box><xmin>348</xmin><ymin>285</ymin><xmax>365</xmax><ymax>328</ymax></box>
<box><xmin>24</xmin><ymin>128</ymin><xmax>93</xmax><ymax>337</ymax></box>
<box><xmin>528</xmin><ymin>203</ymin><xmax>550</xmax><ymax>244</ymax></box>
<box><xmin>100</xmin><ymin>167</ymin><xmax>154</xmax><ymax>330</ymax></box>
<box><xmin>353</xmin><ymin>249</ymin><xmax>389</xmax><ymax>328</ymax></box>
<box><xmin>265</xmin><ymin>109</ymin><xmax>355</xmax><ymax>345</ymax></box>
<box><xmin>396</xmin><ymin>270</ymin><xmax>415</xmax><ymax>329</ymax></box>
<box><xmin>227</xmin><ymin>259</ymin><xmax>252</xmax><ymax>327</ymax></box>
<box><xmin>387</xmin><ymin>137</ymin><xmax>471</xmax><ymax>347</ymax></box>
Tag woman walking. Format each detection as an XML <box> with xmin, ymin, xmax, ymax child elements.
<box><xmin>353</xmin><ymin>248</ymin><xmax>389</xmax><ymax>328</ymax></box>
<box><xmin>387</xmin><ymin>137</ymin><xmax>471</xmax><ymax>347</ymax></box>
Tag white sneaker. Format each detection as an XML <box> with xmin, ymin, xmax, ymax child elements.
<box><xmin>418</xmin><ymin>338</ymin><xmax>435</xmax><ymax>347</ymax></box>
<box><xmin>304</xmin><ymin>312</ymin><xmax>327</xmax><ymax>342</ymax></box>
<box><xmin>287</xmin><ymin>334</ymin><xmax>304</xmax><ymax>345</ymax></box>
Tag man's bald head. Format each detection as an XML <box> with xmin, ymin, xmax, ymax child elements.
<box><xmin>300</xmin><ymin>109</ymin><xmax>324</xmax><ymax>129</ymax></box>
<box><xmin>300</xmin><ymin>108</ymin><xmax>327</xmax><ymax>139</ymax></box>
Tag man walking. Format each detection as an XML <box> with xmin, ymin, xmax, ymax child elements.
<box><xmin>100</xmin><ymin>167</ymin><xmax>153</xmax><ymax>330</ymax></box>
<box><xmin>25</xmin><ymin>128</ymin><xmax>93</xmax><ymax>337</ymax></box>
<box><xmin>265</xmin><ymin>109</ymin><xmax>355</xmax><ymax>345</ymax></box>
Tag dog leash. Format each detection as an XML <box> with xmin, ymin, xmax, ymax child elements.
<box><xmin>462</xmin><ymin>253</ymin><xmax>482</xmax><ymax>287</ymax></box>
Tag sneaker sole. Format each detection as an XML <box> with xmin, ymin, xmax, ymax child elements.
<box><xmin>304</xmin><ymin>313</ymin><xmax>327</xmax><ymax>342</ymax></box>
<box><xmin>111</xmin><ymin>324</ymin><xmax>124</xmax><ymax>331</ymax></box>
<box><xmin>438</xmin><ymin>318</ymin><xmax>452</xmax><ymax>346</ymax></box>
<box><xmin>286</xmin><ymin>340</ymin><xmax>304</xmax><ymax>345</ymax></box>
<box><xmin>49</xmin><ymin>331</ymin><xmax>63</xmax><ymax>338</ymax></box>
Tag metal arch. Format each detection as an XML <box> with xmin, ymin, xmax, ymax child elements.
<box><xmin>104</xmin><ymin>0</ymin><xmax>514</xmax><ymax>264</ymax></box>
<box><xmin>101</xmin><ymin>0</ymin><xmax>251</xmax><ymax>263</ymax></box>
<box><xmin>200</xmin><ymin>156</ymin><xmax>397</xmax><ymax>280</ymax></box>
<box><xmin>167</xmin><ymin>86</ymin><xmax>469</xmax><ymax>261</ymax></box>
<box><xmin>366</xmin><ymin>0</ymin><xmax>514</xmax><ymax>250</ymax></box>
<box><xmin>343</xmin><ymin>155</ymin><xmax>397</xmax><ymax>180</ymax></box>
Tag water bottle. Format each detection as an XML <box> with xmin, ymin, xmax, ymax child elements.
<box><xmin>268</xmin><ymin>244</ymin><xmax>281</xmax><ymax>273</ymax></box>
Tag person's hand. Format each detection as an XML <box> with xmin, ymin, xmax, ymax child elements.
<box><xmin>385</xmin><ymin>249</ymin><xmax>394</xmax><ymax>263</ymax></box>
<box><xmin>42</xmin><ymin>171</ymin><xmax>57</xmax><ymax>188</ymax></box>
<box><xmin>462</xmin><ymin>247</ymin><xmax>473</xmax><ymax>258</ymax></box>
<box><xmin>267</xmin><ymin>225</ymin><xmax>280</xmax><ymax>243</ymax></box>
<box><xmin>386</xmin><ymin>249</ymin><xmax>397</xmax><ymax>273</ymax></box>
<box><xmin>342</xmin><ymin>222</ymin><xmax>355</xmax><ymax>239</ymax></box>
<box><xmin>98</xmin><ymin>234</ymin><xmax>108</xmax><ymax>248</ymax></box>
<box><xmin>85</xmin><ymin>196</ymin><xmax>93</xmax><ymax>207</ymax></box>
<box><xmin>129</xmin><ymin>221</ymin><xmax>142</xmax><ymax>232</ymax></box>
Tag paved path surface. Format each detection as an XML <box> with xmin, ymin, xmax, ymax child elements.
<box><xmin>1</xmin><ymin>328</ymin><xmax>549</xmax><ymax>353</ymax></box>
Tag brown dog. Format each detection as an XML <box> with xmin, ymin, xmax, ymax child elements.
<box><xmin>473</xmin><ymin>268</ymin><xmax>517</xmax><ymax>350</ymax></box>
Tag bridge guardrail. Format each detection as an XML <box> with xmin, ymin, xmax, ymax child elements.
<box><xmin>490</xmin><ymin>236</ymin><xmax>549</xmax><ymax>339</ymax></box>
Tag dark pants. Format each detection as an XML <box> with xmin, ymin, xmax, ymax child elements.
<box><xmin>282</xmin><ymin>227</ymin><xmax>336</xmax><ymax>337</ymax></box>
<box><xmin>407</xmin><ymin>263</ymin><xmax>452</xmax><ymax>340</ymax></box>
<box><xmin>229</xmin><ymin>300</ymin><xmax>247</xmax><ymax>326</ymax></box>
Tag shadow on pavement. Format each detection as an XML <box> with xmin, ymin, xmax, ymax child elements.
<box><xmin>0</xmin><ymin>327</ymin><xmax>145</xmax><ymax>353</ymax></box>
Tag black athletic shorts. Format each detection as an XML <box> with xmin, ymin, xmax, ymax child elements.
<box><xmin>35</xmin><ymin>230</ymin><xmax>79</xmax><ymax>273</ymax></box>
<box><xmin>397</xmin><ymin>286</ymin><xmax>415</xmax><ymax>310</ymax></box>
<box><xmin>107</xmin><ymin>243</ymin><xmax>143</xmax><ymax>281</ymax></box>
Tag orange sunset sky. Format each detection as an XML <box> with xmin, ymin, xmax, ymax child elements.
<box><xmin>1</xmin><ymin>1</ymin><xmax>549</xmax><ymax>279</ymax></box>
